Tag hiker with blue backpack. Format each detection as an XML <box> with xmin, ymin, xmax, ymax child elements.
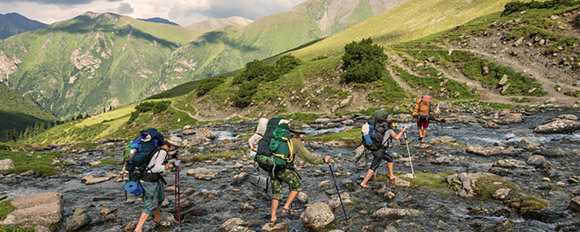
<box><xmin>360</xmin><ymin>110</ymin><xmax>406</xmax><ymax>188</ymax></box>
<box><xmin>125</xmin><ymin>129</ymin><xmax>182</xmax><ymax>232</ymax></box>
<box><xmin>253</xmin><ymin>119</ymin><xmax>331</xmax><ymax>226</ymax></box>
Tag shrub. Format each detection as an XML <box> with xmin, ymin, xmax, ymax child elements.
<box><xmin>127</xmin><ymin>101</ymin><xmax>170</xmax><ymax>124</ymax></box>
<box><xmin>232</xmin><ymin>60</ymin><xmax>267</xmax><ymax>85</ymax></box>
<box><xmin>0</xmin><ymin>143</ymin><xmax>11</xmax><ymax>151</ymax></box>
<box><xmin>503</xmin><ymin>0</ymin><xmax>579</xmax><ymax>16</ymax></box>
<box><xmin>232</xmin><ymin>79</ymin><xmax>259</xmax><ymax>108</ymax></box>
<box><xmin>197</xmin><ymin>76</ymin><xmax>226</xmax><ymax>97</ymax></box>
<box><xmin>341</xmin><ymin>38</ymin><xmax>386</xmax><ymax>84</ymax></box>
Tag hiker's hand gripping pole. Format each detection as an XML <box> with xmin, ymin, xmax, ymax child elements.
<box><xmin>327</xmin><ymin>159</ymin><xmax>348</xmax><ymax>221</ymax></box>
<box><xmin>403</xmin><ymin>131</ymin><xmax>415</xmax><ymax>177</ymax></box>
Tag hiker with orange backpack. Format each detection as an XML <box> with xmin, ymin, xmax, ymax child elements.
<box><xmin>412</xmin><ymin>94</ymin><xmax>439</xmax><ymax>143</ymax></box>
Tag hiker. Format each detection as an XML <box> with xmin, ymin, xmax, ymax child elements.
<box><xmin>134</xmin><ymin>136</ymin><xmax>182</xmax><ymax>232</ymax></box>
<box><xmin>268</xmin><ymin>124</ymin><xmax>331</xmax><ymax>226</ymax></box>
<box><xmin>360</xmin><ymin>120</ymin><xmax>406</xmax><ymax>188</ymax></box>
<box><xmin>412</xmin><ymin>94</ymin><xmax>439</xmax><ymax>143</ymax></box>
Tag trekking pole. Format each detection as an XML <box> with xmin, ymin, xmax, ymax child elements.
<box><xmin>177</xmin><ymin>164</ymin><xmax>181</xmax><ymax>231</ymax></box>
<box><xmin>403</xmin><ymin>131</ymin><xmax>415</xmax><ymax>177</ymax></box>
<box><xmin>327</xmin><ymin>163</ymin><xmax>348</xmax><ymax>221</ymax></box>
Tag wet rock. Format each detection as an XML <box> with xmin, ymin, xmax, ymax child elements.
<box><xmin>538</xmin><ymin>147</ymin><xmax>567</xmax><ymax>158</ymax></box>
<box><xmin>558</xmin><ymin>114</ymin><xmax>578</xmax><ymax>121</ymax></box>
<box><xmin>0</xmin><ymin>159</ymin><xmax>15</xmax><ymax>170</ymax></box>
<box><xmin>497</xmin><ymin>113</ymin><xmax>523</xmax><ymax>124</ymax></box>
<box><xmin>19</xmin><ymin>170</ymin><xmax>34</xmax><ymax>176</ymax></box>
<box><xmin>182</xmin><ymin>129</ymin><xmax>196</xmax><ymax>135</ymax></box>
<box><xmin>468</xmin><ymin>206</ymin><xmax>491</xmax><ymax>216</ymax></box>
<box><xmin>569</xmin><ymin>196</ymin><xmax>580</xmax><ymax>212</ymax></box>
<box><xmin>393</xmin><ymin>178</ymin><xmax>411</xmax><ymax>187</ymax></box>
<box><xmin>384</xmin><ymin>191</ymin><xmax>396</xmax><ymax>200</ymax></box>
<box><xmin>371</xmin><ymin>207</ymin><xmax>422</xmax><ymax>220</ymax></box>
<box><xmin>493</xmin><ymin>159</ymin><xmax>527</xmax><ymax>169</ymax></box>
<box><xmin>99</xmin><ymin>207</ymin><xmax>117</xmax><ymax>221</ymax></box>
<box><xmin>180</xmin><ymin>188</ymin><xmax>195</xmax><ymax>199</ymax></box>
<box><xmin>187</xmin><ymin>168</ymin><xmax>218</xmax><ymax>180</ymax></box>
<box><xmin>318</xmin><ymin>180</ymin><xmax>333</xmax><ymax>190</ymax></box>
<box><xmin>521</xmin><ymin>209</ymin><xmax>567</xmax><ymax>223</ymax></box>
<box><xmin>534</xmin><ymin>119</ymin><xmax>580</xmax><ymax>134</ymax></box>
<box><xmin>431</xmin><ymin>136</ymin><xmax>456</xmax><ymax>143</ymax></box>
<box><xmin>328</xmin><ymin>193</ymin><xmax>353</xmax><ymax>210</ymax></box>
<box><xmin>2</xmin><ymin>192</ymin><xmax>63</xmax><ymax>227</ymax></box>
<box><xmin>300</xmin><ymin>202</ymin><xmax>334</xmax><ymax>230</ymax></box>
<box><xmin>183</xmin><ymin>137</ymin><xmax>212</xmax><ymax>146</ymax></box>
<box><xmin>65</xmin><ymin>207</ymin><xmax>92</xmax><ymax>231</ymax></box>
<box><xmin>556</xmin><ymin>222</ymin><xmax>580</xmax><ymax>232</ymax></box>
<box><xmin>466</xmin><ymin>146</ymin><xmax>523</xmax><ymax>157</ymax></box>
<box><xmin>193</xmin><ymin>128</ymin><xmax>218</xmax><ymax>140</ymax></box>
<box><xmin>526</xmin><ymin>155</ymin><xmax>550</xmax><ymax>168</ymax></box>
<box><xmin>447</xmin><ymin>172</ymin><xmax>494</xmax><ymax>198</ymax></box>
<box><xmin>483</xmin><ymin>121</ymin><xmax>500</xmax><ymax>129</ymax></box>
<box><xmin>81</xmin><ymin>172</ymin><xmax>116</xmax><ymax>185</ymax></box>
<box><xmin>261</xmin><ymin>221</ymin><xmax>288</xmax><ymax>232</ymax></box>
<box><xmin>219</xmin><ymin>218</ymin><xmax>243</xmax><ymax>232</ymax></box>
<box><xmin>297</xmin><ymin>192</ymin><xmax>308</xmax><ymax>204</ymax></box>
<box><xmin>34</xmin><ymin>226</ymin><xmax>51</xmax><ymax>232</ymax></box>
<box><xmin>241</xmin><ymin>203</ymin><xmax>254</xmax><ymax>210</ymax></box>
<box><xmin>492</xmin><ymin>188</ymin><xmax>511</xmax><ymax>200</ymax></box>
<box><xmin>519</xmin><ymin>138</ymin><xmax>542</xmax><ymax>151</ymax></box>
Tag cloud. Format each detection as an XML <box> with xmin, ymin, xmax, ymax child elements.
<box><xmin>117</xmin><ymin>2</ymin><xmax>134</xmax><ymax>14</ymax></box>
<box><xmin>0</xmin><ymin>0</ymin><xmax>94</xmax><ymax>5</ymax></box>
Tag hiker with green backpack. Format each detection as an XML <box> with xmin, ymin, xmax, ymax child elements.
<box><xmin>359</xmin><ymin>110</ymin><xmax>406</xmax><ymax>188</ymax></box>
<box><xmin>253</xmin><ymin>119</ymin><xmax>331</xmax><ymax>226</ymax></box>
<box><xmin>133</xmin><ymin>135</ymin><xmax>182</xmax><ymax>232</ymax></box>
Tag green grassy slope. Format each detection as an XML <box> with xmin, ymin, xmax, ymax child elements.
<box><xmin>292</xmin><ymin>0</ymin><xmax>513</xmax><ymax>59</ymax></box>
<box><xmin>0</xmin><ymin>84</ymin><xmax>58</xmax><ymax>141</ymax></box>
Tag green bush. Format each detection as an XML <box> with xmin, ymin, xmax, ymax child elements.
<box><xmin>197</xmin><ymin>76</ymin><xmax>226</xmax><ymax>97</ymax></box>
<box><xmin>232</xmin><ymin>60</ymin><xmax>267</xmax><ymax>85</ymax></box>
<box><xmin>127</xmin><ymin>101</ymin><xmax>170</xmax><ymax>124</ymax></box>
<box><xmin>232</xmin><ymin>79</ymin><xmax>260</xmax><ymax>108</ymax></box>
<box><xmin>341</xmin><ymin>38</ymin><xmax>386</xmax><ymax>84</ymax></box>
<box><xmin>0</xmin><ymin>143</ymin><xmax>11</xmax><ymax>151</ymax></box>
<box><xmin>503</xmin><ymin>0</ymin><xmax>579</xmax><ymax>16</ymax></box>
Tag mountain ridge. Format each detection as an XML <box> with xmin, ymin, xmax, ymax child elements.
<box><xmin>0</xmin><ymin>12</ymin><xmax>47</xmax><ymax>39</ymax></box>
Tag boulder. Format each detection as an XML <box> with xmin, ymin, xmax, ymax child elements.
<box><xmin>187</xmin><ymin>168</ymin><xmax>218</xmax><ymax>180</ymax></box>
<box><xmin>0</xmin><ymin>159</ymin><xmax>15</xmax><ymax>170</ymax></box>
<box><xmin>466</xmin><ymin>146</ymin><xmax>522</xmax><ymax>157</ymax></box>
<box><xmin>65</xmin><ymin>207</ymin><xmax>92</xmax><ymax>231</ymax></box>
<box><xmin>371</xmin><ymin>207</ymin><xmax>422</xmax><ymax>220</ymax></box>
<box><xmin>219</xmin><ymin>218</ymin><xmax>244</xmax><ymax>232</ymax></box>
<box><xmin>81</xmin><ymin>172</ymin><xmax>116</xmax><ymax>185</ymax></box>
<box><xmin>297</xmin><ymin>192</ymin><xmax>308</xmax><ymax>204</ymax></box>
<box><xmin>519</xmin><ymin>138</ymin><xmax>542</xmax><ymax>151</ymax></box>
<box><xmin>539</xmin><ymin>147</ymin><xmax>567</xmax><ymax>158</ymax></box>
<box><xmin>497</xmin><ymin>113</ymin><xmax>523</xmax><ymax>125</ymax></box>
<box><xmin>300</xmin><ymin>202</ymin><xmax>334</xmax><ymax>230</ymax></box>
<box><xmin>492</xmin><ymin>188</ymin><xmax>511</xmax><ymax>200</ymax></box>
<box><xmin>526</xmin><ymin>155</ymin><xmax>550</xmax><ymax>168</ymax></box>
<box><xmin>558</xmin><ymin>114</ymin><xmax>578</xmax><ymax>121</ymax></box>
<box><xmin>328</xmin><ymin>193</ymin><xmax>353</xmax><ymax>210</ymax></box>
<box><xmin>446</xmin><ymin>172</ymin><xmax>494</xmax><ymax>198</ymax></box>
<box><xmin>431</xmin><ymin>136</ymin><xmax>456</xmax><ymax>143</ymax></box>
<box><xmin>534</xmin><ymin>119</ymin><xmax>580</xmax><ymax>134</ymax></box>
<box><xmin>393</xmin><ymin>178</ymin><xmax>411</xmax><ymax>187</ymax></box>
<box><xmin>318</xmin><ymin>180</ymin><xmax>333</xmax><ymax>190</ymax></box>
<box><xmin>2</xmin><ymin>192</ymin><xmax>63</xmax><ymax>227</ymax></box>
<box><xmin>569</xmin><ymin>196</ymin><xmax>580</xmax><ymax>212</ymax></box>
<box><xmin>493</xmin><ymin>159</ymin><xmax>527</xmax><ymax>169</ymax></box>
<box><xmin>261</xmin><ymin>221</ymin><xmax>288</xmax><ymax>232</ymax></box>
<box><xmin>183</xmin><ymin>137</ymin><xmax>212</xmax><ymax>146</ymax></box>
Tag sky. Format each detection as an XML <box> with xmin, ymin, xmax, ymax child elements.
<box><xmin>0</xmin><ymin>0</ymin><xmax>307</xmax><ymax>26</ymax></box>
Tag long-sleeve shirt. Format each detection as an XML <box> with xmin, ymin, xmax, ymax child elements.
<box><xmin>146</xmin><ymin>149</ymin><xmax>168</xmax><ymax>173</ymax></box>
<box><xmin>291</xmin><ymin>138</ymin><xmax>324</xmax><ymax>165</ymax></box>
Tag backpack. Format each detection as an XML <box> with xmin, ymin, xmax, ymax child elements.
<box><xmin>248</xmin><ymin>118</ymin><xmax>268</xmax><ymax>158</ymax></box>
<box><xmin>254</xmin><ymin>118</ymin><xmax>293</xmax><ymax>172</ymax></box>
<box><xmin>361</xmin><ymin>110</ymin><xmax>388</xmax><ymax>151</ymax></box>
<box><xmin>413</xmin><ymin>94</ymin><xmax>433</xmax><ymax>119</ymax></box>
<box><xmin>124</xmin><ymin>128</ymin><xmax>165</xmax><ymax>181</ymax></box>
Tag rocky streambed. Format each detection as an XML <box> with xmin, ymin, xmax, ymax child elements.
<box><xmin>1</xmin><ymin>107</ymin><xmax>580</xmax><ymax>231</ymax></box>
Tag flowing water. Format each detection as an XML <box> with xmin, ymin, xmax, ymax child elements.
<box><xmin>1</xmin><ymin>109</ymin><xmax>579</xmax><ymax>231</ymax></box>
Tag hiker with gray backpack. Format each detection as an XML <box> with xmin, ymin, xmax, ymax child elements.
<box><xmin>252</xmin><ymin>118</ymin><xmax>331</xmax><ymax>226</ymax></box>
<box><xmin>123</xmin><ymin>129</ymin><xmax>182</xmax><ymax>232</ymax></box>
<box><xmin>359</xmin><ymin>110</ymin><xmax>406</xmax><ymax>188</ymax></box>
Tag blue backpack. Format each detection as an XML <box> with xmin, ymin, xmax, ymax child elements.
<box><xmin>125</xmin><ymin>128</ymin><xmax>165</xmax><ymax>181</ymax></box>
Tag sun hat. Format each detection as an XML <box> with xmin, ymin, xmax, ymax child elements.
<box><xmin>289</xmin><ymin>123</ymin><xmax>306</xmax><ymax>134</ymax></box>
<box><xmin>165</xmin><ymin>136</ymin><xmax>182</xmax><ymax>147</ymax></box>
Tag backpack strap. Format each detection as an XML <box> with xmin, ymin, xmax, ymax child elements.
<box><xmin>273</xmin><ymin>137</ymin><xmax>294</xmax><ymax>163</ymax></box>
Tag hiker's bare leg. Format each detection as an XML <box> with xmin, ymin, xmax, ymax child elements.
<box><xmin>360</xmin><ymin>169</ymin><xmax>374</xmax><ymax>188</ymax></box>
<box><xmin>135</xmin><ymin>212</ymin><xmax>150</xmax><ymax>232</ymax></box>
<box><xmin>388</xmin><ymin>162</ymin><xmax>396</xmax><ymax>180</ymax></box>
<box><xmin>153</xmin><ymin>205</ymin><xmax>161</xmax><ymax>222</ymax></box>
<box><xmin>283</xmin><ymin>190</ymin><xmax>299</xmax><ymax>210</ymax></box>
<box><xmin>271</xmin><ymin>199</ymin><xmax>279</xmax><ymax>221</ymax></box>
<box><xmin>422</xmin><ymin>129</ymin><xmax>428</xmax><ymax>142</ymax></box>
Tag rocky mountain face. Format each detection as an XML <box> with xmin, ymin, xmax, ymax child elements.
<box><xmin>0</xmin><ymin>13</ymin><xmax>47</xmax><ymax>39</ymax></box>
<box><xmin>138</xmin><ymin>17</ymin><xmax>180</xmax><ymax>26</ymax></box>
<box><xmin>187</xmin><ymin>16</ymin><xmax>254</xmax><ymax>30</ymax></box>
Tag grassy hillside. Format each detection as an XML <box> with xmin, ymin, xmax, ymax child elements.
<box><xmin>0</xmin><ymin>84</ymin><xmax>58</xmax><ymax>142</ymax></box>
<box><xmin>292</xmin><ymin>0</ymin><xmax>514</xmax><ymax>59</ymax></box>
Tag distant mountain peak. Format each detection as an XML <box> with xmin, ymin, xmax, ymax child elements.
<box><xmin>187</xmin><ymin>16</ymin><xmax>254</xmax><ymax>30</ymax></box>
<box><xmin>0</xmin><ymin>12</ymin><xmax>46</xmax><ymax>39</ymax></box>
<box><xmin>80</xmin><ymin>11</ymin><xmax>122</xmax><ymax>22</ymax></box>
<box><xmin>139</xmin><ymin>17</ymin><xmax>180</xmax><ymax>26</ymax></box>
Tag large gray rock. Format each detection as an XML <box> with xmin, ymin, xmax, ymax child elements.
<box><xmin>534</xmin><ymin>119</ymin><xmax>580</xmax><ymax>134</ymax></box>
<box><xmin>518</xmin><ymin>138</ymin><xmax>542</xmax><ymax>151</ymax></box>
<box><xmin>497</xmin><ymin>113</ymin><xmax>523</xmax><ymax>125</ymax></box>
<box><xmin>1</xmin><ymin>192</ymin><xmax>63</xmax><ymax>227</ymax></box>
<box><xmin>446</xmin><ymin>172</ymin><xmax>494</xmax><ymax>198</ymax></box>
<box><xmin>328</xmin><ymin>193</ymin><xmax>353</xmax><ymax>210</ymax></box>
<box><xmin>492</xmin><ymin>188</ymin><xmax>511</xmax><ymax>200</ymax></box>
<box><xmin>260</xmin><ymin>221</ymin><xmax>288</xmax><ymax>232</ymax></box>
<box><xmin>371</xmin><ymin>207</ymin><xmax>422</xmax><ymax>220</ymax></box>
<box><xmin>219</xmin><ymin>218</ymin><xmax>244</xmax><ymax>232</ymax></box>
<box><xmin>0</xmin><ymin>159</ymin><xmax>15</xmax><ymax>170</ymax></box>
<box><xmin>569</xmin><ymin>196</ymin><xmax>580</xmax><ymax>212</ymax></box>
<box><xmin>65</xmin><ymin>207</ymin><xmax>91</xmax><ymax>231</ymax></box>
<box><xmin>466</xmin><ymin>146</ymin><xmax>523</xmax><ymax>157</ymax></box>
<box><xmin>187</xmin><ymin>168</ymin><xmax>218</xmax><ymax>180</ymax></box>
<box><xmin>493</xmin><ymin>159</ymin><xmax>528</xmax><ymax>169</ymax></box>
<box><xmin>81</xmin><ymin>172</ymin><xmax>116</xmax><ymax>185</ymax></box>
<box><xmin>539</xmin><ymin>147</ymin><xmax>568</xmax><ymax>158</ymax></box>
<box><xmin>526</xmin><ymin>155</ymin><xmax>550</xmax><ymax>168</ymax></box>
<box><xmin>300</xmin><ymin>202</ymin><xmax>334</xmax><ymax>230</ymax></box>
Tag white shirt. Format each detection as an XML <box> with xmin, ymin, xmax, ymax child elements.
<box><xmin>147</xmin><ymin>149</ymin><xmax>168</xmax><ymax>173</ymax></box>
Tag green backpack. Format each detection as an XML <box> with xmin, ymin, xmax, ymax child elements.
<box><xmin>270</xmin><ymin>124</ymin><xmax>294</xmax><ymax>169</ymax></box>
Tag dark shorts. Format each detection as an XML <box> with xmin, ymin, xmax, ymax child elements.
<box><xmin>369</xmin><ymin>149</ymin><xmax>393</xmax><ymax>171</ymax></box>
<box><xmin>417</xmin><ymin>118</ymin><xmax>429</xmax><ymax>129</ymax></box>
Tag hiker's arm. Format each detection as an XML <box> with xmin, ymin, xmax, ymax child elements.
<box><xmin>391</xmin><ymin>128</ymin><xmax>407</xmax><ymax>140</ymax></box>
<box><xmin>291</xmin><ymin>138</ymin><xmax>324</xmax><ymax>165</ymax></box>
